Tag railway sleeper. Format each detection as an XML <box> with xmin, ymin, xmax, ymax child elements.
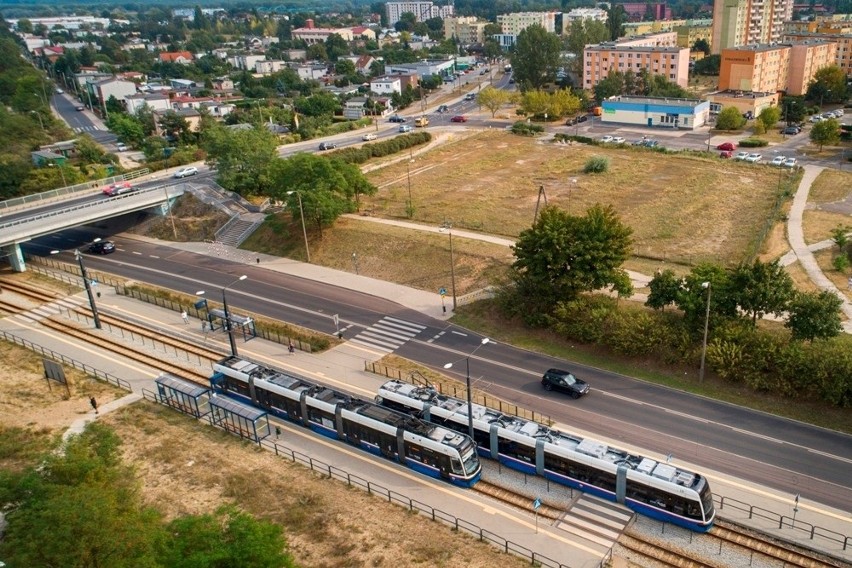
<box><xmin>619</xmin><ymin>534</ymin><xmax>715</xmax><ymax>568</ymax></box>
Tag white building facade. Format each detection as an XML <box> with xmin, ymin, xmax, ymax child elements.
<box><xmin>386</xmin><ymin>2</ymin><xmax>455</xmax><ymax>26</ymax></box>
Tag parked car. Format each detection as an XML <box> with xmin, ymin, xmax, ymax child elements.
<box><xmin>318</xmin><ymin>142</ymin><xmax>337</xmax><ymax>150</ymax></box>
<box><xmin>398</xmin><ymin>124</ymin><xmax>412</xmax><ymax>132</ymax></box>
<box><xmin>541</xmin><ymin>368</ymin><xmax>590</xmax><ymax>399</ymax></box>
<box><xmin>450</xmin><ymin>115</ymin><xmax>467</xmax><ymax>123</ymax></box>
<box><xmin>783</xmin><ymin>158</ymin><xmax>798</xmax><ymax>168</ymax></box>
<box><xmin>87</xmin><ymin>240</ymin><xmax>116</xmax><ymax>255</ymax></box>
<box><xmin>388</xmin><ymin>115</ymin><xmax>406</xmax><ymax>123</ymax></box>
<box><xmin>464</xmin><ymin>93</ymin><xmax>476</xmax><ymax>101</ymax></box>
<box><xmin>642</xmin><ymin>139</ymin><xmax>659</xmax><ymax>148</ymax></box>
<box><xmin>734</xmin><ymin>151</ymin><xmax>750</xmax><ymax>161</ymax></box>
<box><xmin>173</xmin><ymin>166</ymin><xmax>199</xmax><ymax>178</ymax></box>
<box><xmin>436</xmin><ymin>105</ymin><xmax>449</xmax><ymax>114</ymax></box>
<box><xmin>75</xmin><ymin>105</ymin><xmax>85</xmax><ymax>111</ymax></box>
<box><xmin>479</xmin><ymin>68</ymin><xmax>488</xmax><ymax>75</ymax></box>
<box><xmin>716</xmin><ymin>142</ymin><xmax>736</xmax><ymax>151</ymax></box>
<box><xmin>611</xmin><ymin>136</ymin><xmax>625</xmax><ymax>144</ymax></box>
<box><xmin>414</xmin><ymin>116</ymin><xmax>430</xmax><ymax>127</ymax></box>
<box><xmin>362</xmin><ymin>133</ymin><xmax>377</xmax><ymax>141</ymax></box>
<box><xmin>116</xmin><ymin>143</ymin><xmax>128</xmax><ymax>152</ymax></box>
<box><xmin>834</xmin><ymin>109</ymin><xmax>844</xmax><ymax>117</ymax></box>
<box><xmin>822</xmin><ymin>112</ymin><xmax>837</xmax><ymax>119</ymax></box>
<box><xmin>781</xmin><ymin>126</ymin><xmax>800</xmax><ymax>135</ymax></box>
<box><xmin>600</xmin><ymin>135</ymin><xmax>614</xmax><ymax>143</ymax></box>
<box><xmin>566</xmin><ymin>116</ymin><xmax>579</xmax><ymax>126</ymax></box>
<box><xmin>576</xmin><ymin>115</ymin><xmax>588</xmax><ymax>123</ymax></box>
<box><xmin>771</xmin><ymin>155</ymin><xmax>786</xmax><ymax>166</ymax></box>
<box><xmin>102</xmin><ymin>182</ymin><xmax>134</xmax><ymax>197</ymax></box>
<box><xmin>720</xmin><ymin>150</ymin><xmax>733</xmax><ymax>159</ymax></box>
<box><xmin>745</xmin><ymin>153</ymin><xmax>763</xmax><ymax>163</ymax></box>
<box><xmin>809</xmin><ymin>115</ymin><xmax>824</xmax><ymax>123</ymax></box>
<box><xmin>55</xmin><ymin>88</ymin><xmax>63</xmax><ymax>94</ymax></box>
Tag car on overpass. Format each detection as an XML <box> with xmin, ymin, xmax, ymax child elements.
<box><xmin>102</xmin><ymin>182</ymin><xmax>135</xmax><ymax>197</ymax></box>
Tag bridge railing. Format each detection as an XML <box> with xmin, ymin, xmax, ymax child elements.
<box><xmin>0</xmin><ymin>169</ymin><xmax>150</xmax><ymax>214</ymax></box>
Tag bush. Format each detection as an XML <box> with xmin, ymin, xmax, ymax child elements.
<box><xmin>584</xmin><ymin>156</ymin><xmax>609</xmax><ymax>173</ymax></box>
<box><xmin>510</xmin><ymin>121</ymin><xmax>544</xmax><ymax>136</ymax></box>
<box><xmin>833</xmin><ymin>254</ymin><xmax>850</xmax><ymax>272</ymax></box>
<box><xmin>553</xmin><ymin>133</ymin><xmax>595</xmax><ymax>145</ymax></box>
<box><xmin>329</xmin><ymin>132</ymin><xmax>431</xmax><ymax>164</ymax></box>
<box><xmin>738</xmin><ymin>138</ymin><xmax>769</xmax><ymax>148</ymax></box>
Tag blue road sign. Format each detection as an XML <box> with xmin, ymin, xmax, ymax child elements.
<box><xmin>439</xmin><ymin>287</ymin><xmax>447</xmax><ymax>296</ymax></box>
<box><xmin>533</xmin><ymin>498</ymin><xmax>541</xmax><ymax>510</ymax></box>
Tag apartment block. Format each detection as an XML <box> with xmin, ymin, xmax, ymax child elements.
<box><xmin>674</xmin><ymin>21</ymin><xmax>713</xmax><ymax>49</ymax></box>
<box><xmin>783</xmin><ymin>31</ymin><xmax>852</xmax><ymax>78</ymax></box>
<box><xmin>444</xmin><ymin>16</ymin><xmax>489</xmax><ymax>45</ymax></box>
<box><xmin>718</xmin><ymin>40</ymin><xmax>836</xmax><ymax>95</ymax></box>
<box><xmin>584</xmin><ymin>46</ymin><xmax>690</xmax><ymax>89</ymax></box>
<box><xmin>563</xmin><ymin>8</ymin><xmax>608</xmax><ymax>24</ymax></box>
<box><xmin>711</xmin><ymin>0</ymin><xmax>793</xmax><ymax>53</ymax></box>
<box><xmin>496</xmin><ymin>12</ymin><xmax>559</xmax><ymax>36</ymax></box>
<box><xmin>385</xmin><ymin>2</ymin><xmax>454</xmax><ymax>26</ymax></box>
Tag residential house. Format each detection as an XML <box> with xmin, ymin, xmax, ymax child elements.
<box><xmin>212</xmin><ymin>77</ymin><xmax>235</xmax><ymax>91</ymax></box>
<box><xmin>255</xmin><ymin>60</ymin><xmax>285</xmax><ymax>74</ymax></box>
<box><xmin>154</xmin><ymin>108</ymin><xmax>202</xmax><ymax>137</ymax></box>
<box><xmin>296</xmin><ymin>64</ymin><xmax>330</xmax><ymax>81</ymax></box>
<box><xmin>125</xmin><ymin>93</ymin><xmax>171</xmax><ymax>114</ymax></box>
<box><xmin>370</xmin><ymin>75</ymin><xmax>402</xmax><ymax>95</ymax></box>
<box><xmin>158</xmin><ymin>51</ymin><xmax>194</xmax><ymax>64</ymax></box>
<box><xmin>200</xmin><ymin>101</ymin><xmax>235</xmax><ymax>118</ymax></box>
<box><xmin>90</xmin><ymin>77</ymin><xmax>138</xmax><ymax>108</ymax></box>
<box><xmin>231</xmin><ymin>54</ymin><xmax>266</xmax><ymax>70</ymax></box>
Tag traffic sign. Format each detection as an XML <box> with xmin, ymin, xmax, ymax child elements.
<box><xmin>439</xmin><ymin>287</ymin><xmax>447</xmax><ymax>296</ymax></box>
<box><xmin>533</xmin><ymin>498</ymin><xmax>541</xmax><ymax>510</ymax></box>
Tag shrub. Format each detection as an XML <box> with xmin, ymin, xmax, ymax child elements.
<box><xmin>833</xmin><ymin>254</ymin><xmax>850</xmax><ymax>272</ymax></box>
<box><xmin>510</xmin><ymin>121</ymin><xmax>544</xmax><ymax>136</ymax></box>
<box><xmin>738</xmin><ymin>138</ymin><xmax>769</xmax><ymax>148</ymax></box>
<box><xmin>584</xmin><ymin>156</ymin><xmax>609</xmax><ymax>173</ymax></box>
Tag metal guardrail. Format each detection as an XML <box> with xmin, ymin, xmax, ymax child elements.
<box><xmin>0</xmin><ymin>329</ymin><xmax>133</xmax><ymax>392</ymax></box>
<box><xmin>139</xmin><ymin>387</ymin><xmax>572</xmax><ymax>568</ymax></box>
<box><xmin>0</xmin><ymin>169</ymin><xmax>150</xmax><ymax>213</ymax></box>
<box><xmin>0</xmin><ymin>182</ymin><xmax>175</xmax><ymax>234</ymax></box>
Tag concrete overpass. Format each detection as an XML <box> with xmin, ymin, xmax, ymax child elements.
<box><xmin>0</xmin><ymin>182</ymin><xmax>184</xmax><ymax>271</ymax></box>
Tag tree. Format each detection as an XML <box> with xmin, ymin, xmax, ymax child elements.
<box><xmin>395</xmin><ymin>12</ymin><xmax>416</xmax><ymax>32</ymax></box>
<box><xmin>805</xmin><ymin>65</ymin><xmax>847</xmax><ymax>105</ymax></box>
<box><xmin>268</xmin><ymin>153</ymin><xmax>376</xmax><ymax>236</ymax></box>
<box><xmin>324</xmin><ymin>33</ymin><xmax>349</xmax><ymax>61</ymax></box>
<box><xmin>693</xmin><ymin>54</ymin><xmax>720</xmax><ymax>75</ymax></box>
<box><xmin>477</xmin><ymin>85</ymin><xmax>510</xmax><ymax>117</ymax></box>
<box><xmin>756</xmin><ymin>106</ymin><xmax>781</xmax><ymax>132</ymax></box>
<box><xmin>334</xmin><ymin>58</ymin><xmax>356</xmax><ymax>76</ymax></box>
<box><xmin>810</xmin><ymin>118</ymin><xmax>841</xmax><ymax>150</ymax></box>
<box><xmin>201</xmin><ymin>123</ymin><xmax>278</xmax><ymax>196</ymax></box>
<box><xmin>510</xmin><ymin>204</ymin><xmax>633</xmax><ymax>315</ymax></box>
<box><xmin>107</xmin><ymin>113</ymin><xmax>146</xmax><ymax>147</ymax></box>
<box><xmin>715</xmin><ymin>106</ymin><xmax>746</xmax><ymax>130</ymax></box>
<box><xmin>564</xmin><ymin>19</ymin><xmax>609</xmax><ymax>74</ymax></box>
<box><xmin>510</xmin><ymin>24</ymin><xmax>561</xmax><ymax>91</ymax></box>
<box><xmin>675</xmin><ymin>263</ymin><xmax>738</xmax><ymax>330</ymax></box>
<box><xmin>692</xmin><ymin>38</ymin><xmax>710</xmax><ymax>55</ymax></box>
<box><xmin>306</xmin><ymin>43</ymin><xmax>327</xmax><ymax>61</ymax></box>
<box><xmin>158</xmin><ymin>111</ymin><xmax>191</xmax><ymax>143</ymax></box>
<box><xmin>606</xmin><ymin>5</ymin><xmax>627</xmax><ymax>41</ymax></box>
<box><xmin>785</xmin><ymin>290</ymin><xmax>843</xmax><ymax>341</ymax></box>
<box><xmin>729</xmin><ymin>259</ymin><xmax>795</xmax><ymax>326</ymax></box>
<box><xmin>646</xmin><ymin>269</ymin><xmax>682</xmax><ymax>311</ymax></box>
<box><xmin>780</xmin><ymin>95</ymin><xmax>807</xmax><ymax>125</ymax></box>
<box><xmin>829</xmin><ymin>224</ymin><xmax>851</xmax><ymax>252</ymax></box>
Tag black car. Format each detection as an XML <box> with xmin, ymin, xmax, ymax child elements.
<box><xmin>782</xmin><ymin>126</ymin><xmax>801</xmax><ymax>135</ymax></box>
<box><xmin>541</xmin><ymin>368</ymin><xmax>590</xmax><ymax>399</ymax></box>
<box><xmin>318</xmin><ymin>142</ymin><xmax>337</xmax><ymax>151</ymax></box>
<box><xmin>388</xmin><ymin>115</ymin><xmax>406</xmax><ymax>123</ymax></box>
<box><xmin>88</xmin><ymin>241</ymin><xmax>116</xmax><ymax>255</ymax></box>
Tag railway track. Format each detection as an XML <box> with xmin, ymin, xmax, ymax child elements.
<box><xmin>618</xmin><ymin>518</ymin><xmax>845</xmax><ymax>568</ymax></box>
<box><xmin>474</xmin><ymin>480</ymin><xmax>566</xmax><ymax>520</ymax></box>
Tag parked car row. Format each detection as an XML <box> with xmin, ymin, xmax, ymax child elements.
<box><xmin>600</xmin><ymin>135</ymin><xmax>625</xmax><ymax>144</ymax></box>
<box><xmin>564</xmin><ymin>115</ymin><xmax>588</xmax><ymax>126</ymax></box>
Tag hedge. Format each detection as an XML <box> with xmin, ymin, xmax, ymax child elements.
<box><xmin>738</xmin><ymin>138</ymin><xmax>769</xmax><ymax>148</ymax></box>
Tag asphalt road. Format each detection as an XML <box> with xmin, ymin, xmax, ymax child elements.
<box><xmin>21</xmin><ymin>232</ymin><xmax>852</xmax><ymax>513</ymax></box>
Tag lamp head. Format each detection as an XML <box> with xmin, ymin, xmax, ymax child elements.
<box><xmin>238</xmin><ymin>275</ymin><xmax>247</xmax><ymax>281</ymax></box>
<box><xmin>481</xmin><ymin>338</ymin><xmax>490</xmax><ymax>345</ymax></box>
<box><xmin>443</xmin><ymin>362</ymin><xmax>453</xmax><ymax>370</ymax></box>
<box><xmin>196</xmin><ymin>290</ymin><xmax>206</xmax><ymax>296</ymax></box>
<box><xmin>701</xmin><ymin>281</ymin><xmax>710</xmax><ymax>289</ymax></box>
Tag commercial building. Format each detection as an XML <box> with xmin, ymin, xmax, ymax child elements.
<box><xmin>705</xmin><ymin>90</ymin><xmax>778</xmax><ymax>116</ymax></box>
<box><xmin>711</xmin><ymin>0</ymin><xmax>794</xmax><ymax>53</ymax></box>
<box><xmin>385</xmin><ymin>2</ymin><xmax>454</xmax><ymax>26</ymax></box>
<box><xmin>583</xmin><ymin>33</ymin><xmax>689</xmax><ymax>90</ymax></box>
<box><xmin>600</xmin><ymin>96</ymin><xmax>710</xmax><ymax>129</ymax></box>
<box><xmin>718</xmin><ymin>40</ymin><xmax>837</xmax><ymax>95</ymax></box>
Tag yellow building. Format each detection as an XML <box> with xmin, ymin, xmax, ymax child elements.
<box><xmin>443</xmin><ymin>16</ymin><xmax>489</xmax><ymax>45</ymax></box>
<box><xmin>711</xmin><ymin>0</ymin><xmax>794</xmax><ymax>53</ymax></box>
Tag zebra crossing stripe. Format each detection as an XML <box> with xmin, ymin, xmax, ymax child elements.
<box><xmin>348</xmin><ymin>316</ymin><xmax>426</xmax><ymax>354</ymax></box>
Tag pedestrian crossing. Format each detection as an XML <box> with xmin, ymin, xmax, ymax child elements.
<box><xmin>348</xmin><ymin>316</ymin><xmax>425</xmax><ymax>354</ymax></box>
<box><xmin>73</xmin><ymin>125</ymin><xmax>102</xmax><ymax>133</ymax></box>
<box><xmin>11</xmin><ymin>296</ymin><xmax>87</xmax><ymax>324</ymax></box>
<box><xmin>554</xmin><ymin>495</ymin><xmax>633</xmax><ymax>551</ymax></box>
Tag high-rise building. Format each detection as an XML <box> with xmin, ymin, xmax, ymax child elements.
<box><xmin>711</xmin><ymin>0</ymin><xmax>793</xmax><ymax>53</ymax></box>
<box><xmin>717</xmin><ymin>40</ymin><xmax>837</xmax><ymax>95</ymax></box>
<box><xmin>385</xmin><ymin>2</ymin><xmax>454</xmax><ymax>27</ymax></box>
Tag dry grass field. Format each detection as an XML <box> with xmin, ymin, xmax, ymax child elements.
<box><xmin>0</xmin><ymin>338</ymin><xmax>531</xmax><ymax>568</ymax></box>
<box><xmin>362</xmin><ymin>130</ymin><xmax>789</xmax><ymax>267</ymax></box>
<box><xmin>802</xmin><ymin>168</ymin><xmax>852</xmax><ymax>245</ymax></box>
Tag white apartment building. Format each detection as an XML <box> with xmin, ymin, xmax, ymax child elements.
<box><xmin>444</xmin><ymin>16</ymin><xmax>489</xmax><ymax>45</ymax></box>
<box><xmin>496</xmin><ymin>12</ymin><xmax>559</xmax><ymax>36</ymax></box>
<box><xmin>386</xmin><ymin>2</ymin><xmax>455</xmax><ymax>26</ymax></box>
<box><xmin>564</xmin><ymin>8</ymin><xmax>608</xmax><ymax>23</ymax></box>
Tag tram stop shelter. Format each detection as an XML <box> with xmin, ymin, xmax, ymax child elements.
<box><xmin>155</xmin><ymin>373</ymin><xmax>210</xmax><ymax>418</ymax></box>
<box><xmin>209</xmin><ymin>395</ymin><xmax>270</xmax><ymax>443</ymax></box>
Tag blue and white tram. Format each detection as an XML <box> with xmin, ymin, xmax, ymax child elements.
<box><xmin>376</xmin><ymin>380</ymin><xmax>715</xmax><ymax>531</ymax></box>
<box><xmin>210</xmin><ymin>357</ymin><xmax>481</xmax><ymax>487</ymax></box>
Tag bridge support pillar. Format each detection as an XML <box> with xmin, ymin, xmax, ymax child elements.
<box><xmin>3</xmin><ymin>243</ymin><xmax>26</xmax><ymax>272</ymax></box>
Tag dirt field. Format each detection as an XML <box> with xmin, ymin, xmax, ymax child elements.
<box><xmin>0</xmin><ymin>337</ymin><xmax>532</xmax><ymax>568</ymax></box>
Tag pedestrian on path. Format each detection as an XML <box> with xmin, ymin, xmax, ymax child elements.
<box><xmin>181</xmin><ymin>310</ymin><xmax>189</xmax><ymax>324</ymax></box>
<box><xmin>288</xmin><ymin>341</ymin><xmax>295</xmax><ymax>354</ymax></box>
<box><xmin>89</xmin><ymin>397</ymin><xmax>98</xmax><ymax>414</ymax></box>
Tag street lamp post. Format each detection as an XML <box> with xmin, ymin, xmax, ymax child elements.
<box><xmin>440</xmin><ymin>222</ymin><xmax>457</xmax><ymax>311</ymax></box>
<box><xmin>206</xmin><ymin>275</ymin><xmax>248</xmax><ymax>357</ymax></box>
<box><xmin>286</xmin><ymin>190</ymin><xmax>310</xmax><ymax>263</ymax></box>
<box><xmin>699</xmin><ymin>281</ymin><xmax>711</xmax><ymax>383</ymax></box>
<box><xmin>30</xmin><ymin>110</ymin><xmax>45</xmax><ymax>131</ymax></box>
<box><xmin>444</xmin><ymin>337</ymin><xmax>490</xmax><ymax>439</ymax></box>
<box><xmin>820</xmin><ymin>89</ymin><xmax>831</xmax><ymax>110</ymax></box>
<box><xmin>51</xmin><ymin>243</ymin><xmax>102</xmax><ymax>329</ymax></box>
